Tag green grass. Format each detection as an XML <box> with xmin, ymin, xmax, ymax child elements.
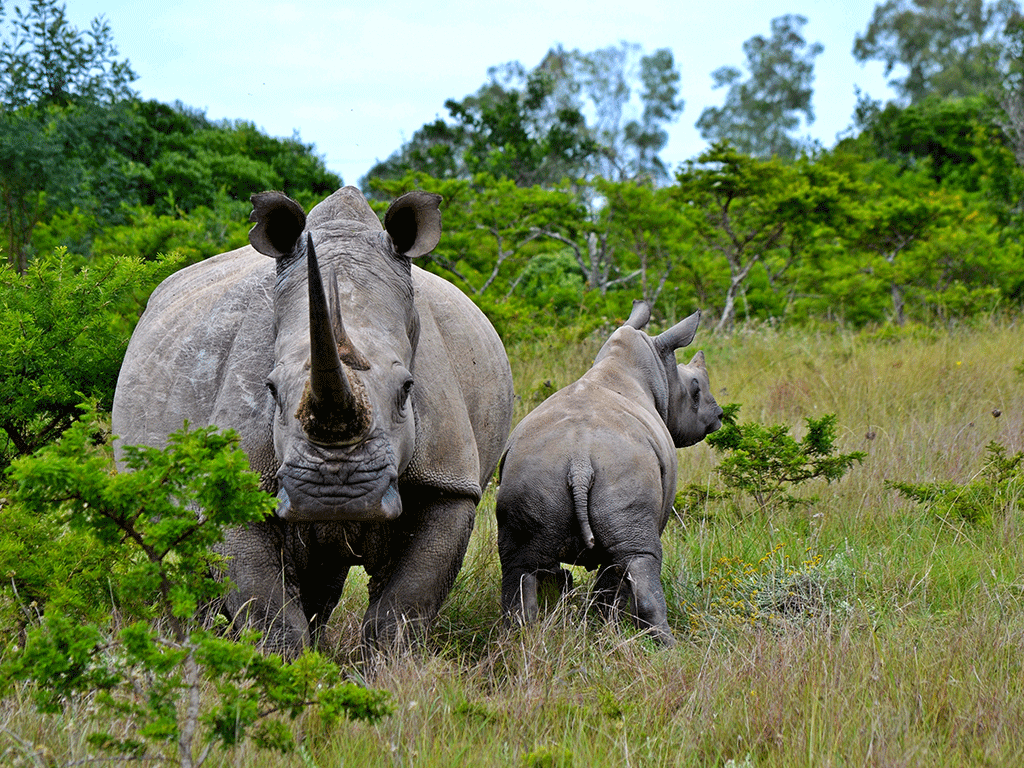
<box><xmin>3</xmin><ymin>317</ymin><xmax>1024</xmax><ymax>766</ymax></box>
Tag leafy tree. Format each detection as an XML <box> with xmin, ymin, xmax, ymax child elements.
<box><xmin>364</xmin><ymin>64</ymin><xmax>596</xmax><ymax>190</ymax></box>
<box><xmin>850</xmin><ymin>169</ymin><xmax>968</xmax><ymax>324</ymax></box>
<box><xmin>0</xmin><ymin>248</ymin><xmax>178</xmax><ymax>468</ymax></box>
<box><xmin>553</xmin><ymin>42</ymin><xmax>685</xmax><ymax>181</ymax></box>
<box><xmin>370</xmin><ymin>172</ymin><xmax>580</xmax><ymax>297</ymax></box>
<box><xmin>853</xmin><ymin>0</ymin><xmax>1022</xmax><ymax>104</ymax></box>
<box><xmin>0</xmin><ymin>0</ymin><xmax>137</xmax><ymax>272</ymax></box>
<box><xmin>595</xmin><ymin>178</ymin><xmax>692</xmax><ymax>306</ymax></box>
<box><xmin>674</xmin><ymin>143</ymin><xmax>807</xmax><ymax>331</ymax></box>
<box><xmin>0</xmin><ymin>0</ymin><xmax>136</xmax><ymax>108</ymax></box>
<box><xmin>696</xmin><ymin>14</ymin><xmax>823</xmax><ymax>160</ymax></box>
<box><xmin>860</xmin><ymin>95</ymin><xmax>997</xmax><ymax>188</ymax></box>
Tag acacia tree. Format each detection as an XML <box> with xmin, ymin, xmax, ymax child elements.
<box><xmin>696</xmin><ymin>14</ymin><xmax>823</xmax><ymax>160</ymax></box>
<box><xmin>367</xmin><ymin>172</ymin><xmax>580</xmax><ymax>297</ymax></box>
<box><xmin>673</xmin><ymin>142</ymin><xmax>856</xmax><ymax>331</ymax></box>
<box><xmin>593</xmin><ymin>179</ymin><xmax>690</xmax><ymax>306</ymax></box>
<box><xmin>851</xmin><ymin>169</ymin><xmax>971</xmax><ymax>324</ymax></box>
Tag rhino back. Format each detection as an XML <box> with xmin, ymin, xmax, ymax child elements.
<box><xmin>404</xmin><ymin>266</ymin><xmax>513</xmax><ymax>496</ymax></box>
<box><xmin>112</xmin><ymin>245</ymin><xmax>276</xmax><ymax>464</ymax></box>
<box><xmin>501</xmin><ymin>380</ymin><xmax>678</xmax><ymax>527</ymax></box>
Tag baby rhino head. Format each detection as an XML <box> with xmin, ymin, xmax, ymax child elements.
<box><xmin>670</xmin><ymin>350</ymin><xmax>723</xmax><ymax>447</ymax></box>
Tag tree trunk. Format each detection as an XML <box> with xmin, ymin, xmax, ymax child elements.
<box><xmin>891</xmin><ymin>281</ymin><xmax>906</xmax><ymax>326</ymax></box>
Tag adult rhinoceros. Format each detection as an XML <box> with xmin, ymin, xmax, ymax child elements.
<box><xmin>112</xmin><ymin>187</ymin><xmax>514</xmax><ymax>655</ymax></box>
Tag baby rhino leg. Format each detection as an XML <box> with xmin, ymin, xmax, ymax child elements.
<box><xmin>624</xmin><ymin>554</ymin><xmax>675</xmax><ymax>647</ymax></box>
<box><xmin>501</xmin><ymin>569</ymin><xmax>540</xmax><ymax>624</ymax></box>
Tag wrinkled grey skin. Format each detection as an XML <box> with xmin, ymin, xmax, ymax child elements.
<box><xmin>495</xmin><ymin>301</ymin><xmax>722</xmax><ymax>646</ymax></box>
<box><xmin>112</xmin><ymin>186</ymin><xmax>513</xmax><ymax>656</ymax></box>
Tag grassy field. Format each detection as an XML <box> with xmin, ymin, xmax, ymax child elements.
<box><xmin>4</xmin><ymin>317</ymin><xmax>1024</xmax><ymax>767</ymax></box>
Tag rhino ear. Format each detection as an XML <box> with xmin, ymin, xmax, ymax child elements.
<box><xmin>655</xmin><ymin>309</ymin><xmax>701</xmax><ymax>353</ymax></box>
<box><xmin>249</xmin><ymin>192</ymin><xmax>307</xmax><ymax>259</ymax></box>
<box><xmin>384</xmin><ymin>191</ymin><xmax>443</xmax><ymax>258</ymax></box>
<box><xmin>623</xmin><ymin>299</ymin><xmax>652</xmax><ymax>330</ymax></box>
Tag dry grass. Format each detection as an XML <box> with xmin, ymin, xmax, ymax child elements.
<box><xmin>3</xmin><ymin>317</ymin><xmax>1024</xmax><ymax>767</ymax></box>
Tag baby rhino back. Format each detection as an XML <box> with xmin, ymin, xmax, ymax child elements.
<box><xmin>495</xmin><ymin>303</ymin><xmax>721</xmax><ymax>646</ymax></box>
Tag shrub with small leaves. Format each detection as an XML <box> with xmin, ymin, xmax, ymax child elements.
<box><xmin>889</xmin><ymin>441</ymin><xmax>1024</xmax><ymax>526</ymax></box>
<box><xmin>683</xmin><ymin>404</ymin><xmax>866</xmax><ymax>517</ymax></box>
<box><xmin>1</xmin><ymin>403</ymin><xmax>391</xmax><ymax>767</ymax></box>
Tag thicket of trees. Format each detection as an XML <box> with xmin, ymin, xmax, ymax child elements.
<box><xmin>3</xmin><ymin>0</ymin><xmax>1024</xmax><ymax>471</ymax></box>
<box><xmin>356</xmin><ymin>0</ymin><xmax>1024</xmax><ymax>334</ymax></box>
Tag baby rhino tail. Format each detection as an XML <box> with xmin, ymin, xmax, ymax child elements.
<box><xmin>567</xmin><ymin>457</ymin><xmax>595</xmax><ymax>549</ymax></box>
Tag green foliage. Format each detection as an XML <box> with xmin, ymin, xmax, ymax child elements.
<box><xmin>852</xmin><ymin>0</ymin><xmax>1020</xmax><ymax>103</ymax></box>
<box><xmin>0</xmin><ymin>0</ymin><xmax>137</xmax><ymax>109</ymax></box>
<box><xmin>693</xmin><ymin>404</ymin><xmax>867</xmax><ymax>516</ymax></box>
<box><xmin>0</xmin><ymin>248</ymin><xmax>178</xmax><ymax>466</ymax></box>
<box><xmin>510</xmin><ymin>251</ymin><xmax>585</xmax><ymax>315</ymax></box>
<box><xmin>889</xmin><ymin>441</ymin><xmax>1024</xmax><ymax>525</ymax></box>
<box><xmin>522</xmin><ymin>743</ymin><xmax>574</xmax><ymax>768</ymax></box>
<box><xmin>0</xmin><ymin>1</ymin><xmax>139</xmax><ymax>271</ymax></box>
<box><xmin>0</xmin><ymin>12</ymin><xmax>339</xmax><ymax>269</ymax></box>
<box><xmin>2</xmin><ymin>406</ymin><xmax>391</xmax><ymax>765</ymax></box>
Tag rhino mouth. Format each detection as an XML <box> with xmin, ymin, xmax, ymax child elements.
<box><xmin>275</xmin><ymin>435</ymin><xmax>402</xmax><ymax>522</ymax></box>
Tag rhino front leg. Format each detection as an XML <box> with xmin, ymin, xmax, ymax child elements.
<box><xmin>361</xmin><ymin>491</ymin><xmax>476</xmax><ymax>653</ymax></box>
<box><xmin>218</xmin><ymin>520</ymin><xmax>311</xmax><ymax>656</ymax></box>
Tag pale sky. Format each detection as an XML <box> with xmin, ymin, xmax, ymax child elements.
<box><xmin>67</xmin><ymin>0</ymin><xmax>897</xmax><ymax>186</ymax></box>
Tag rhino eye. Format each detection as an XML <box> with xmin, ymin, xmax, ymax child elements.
<box><xmin>397</xmin><ymin>376</ymin><xmax>414</xmax><ymax>415</ymax></box>
<box><xmin>690</xmin><ymin>378</ymin><xmax>701</xmax><ymax>402</ymax></box>
<box><xmin>266</xmin><ymin>378</ymin><xmax>280</xmax><ymax>404</ymax></box>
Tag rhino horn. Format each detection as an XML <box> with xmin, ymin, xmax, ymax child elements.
<box><xmin>298</xmin><ymin>234</ymin><xmax>372</xmax><ymax>444</ymax></box>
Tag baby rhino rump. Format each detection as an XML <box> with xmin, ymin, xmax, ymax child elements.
<box><xmin>495</xmin><ymin>301</ymin><xmax>722</xmax><ymax>646</ymax></box>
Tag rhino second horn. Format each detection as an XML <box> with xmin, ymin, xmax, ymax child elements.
<box><xmin>299</xmin><ymin>233</ymin><xmax>372</xmax><ymax>444</ymax></box>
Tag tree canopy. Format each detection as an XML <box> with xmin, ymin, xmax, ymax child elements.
<box><xmin>362</xmin><ymin>42</ymin><xmax>684</xmax><ymax>190</ymax></box>
<box><xmin>853</xmin><ymin>0</ymin><xmax>1023</xmax><ymax>103</ymax></box>
<box><xmin>696</xmin><ymin>14</ymin><xmax>824</xmax><ymax>160</ymax></box>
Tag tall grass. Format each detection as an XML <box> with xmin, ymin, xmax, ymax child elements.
<box><xmin>4</xmin><ymin>317</ymin><xmax>1024</xmax><ymax>766</ymax></box>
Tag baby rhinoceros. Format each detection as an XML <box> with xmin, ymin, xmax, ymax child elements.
<box><xmin>495</xmin><ymin>301</ymin><xmax>722</xmax><ymax>646</ymax></box>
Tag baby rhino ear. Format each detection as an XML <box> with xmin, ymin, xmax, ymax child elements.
<box><xmin>654</xmin><ymin>309</ymin><xmax>701</xmax><ymax>355</ymax></box>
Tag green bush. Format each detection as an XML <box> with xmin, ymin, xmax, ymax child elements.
<box><xmin>889</xmin><ymin>441</ymin><xmax>1024</xmax><ymax>526</ymax></box>
<box><xmin>1</xmin><ymin>405</ymin><xmax>391</xmax><ymax>766</ymax></box>
<box><xmin>0</xmin><ymin>249</ymin><xmax>179</xmax><ymax>469</ymax></box>
<box><xmin>682</xmin><ymin>404</ymin><xmax>866</xmax><ymax>517</ymax></box>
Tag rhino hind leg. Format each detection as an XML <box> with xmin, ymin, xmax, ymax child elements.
<box><xmin>361</xmin><ymin>492</ymin><xmax>477</xmax><ymax>653</ymax></box>
<box><xmin>501</xmin><ymin>569</ymin><xmax>541</xmax><ymax>625</ymax></box>
<box><xmin>623</xmin><ymin>554</ymin><xmax>675</xmax><ymax>647</ymax></box>
<box><xmin>591</xmin><ymin>555</ymin><xmax>675</xmax><ymax>647</ymax></box>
